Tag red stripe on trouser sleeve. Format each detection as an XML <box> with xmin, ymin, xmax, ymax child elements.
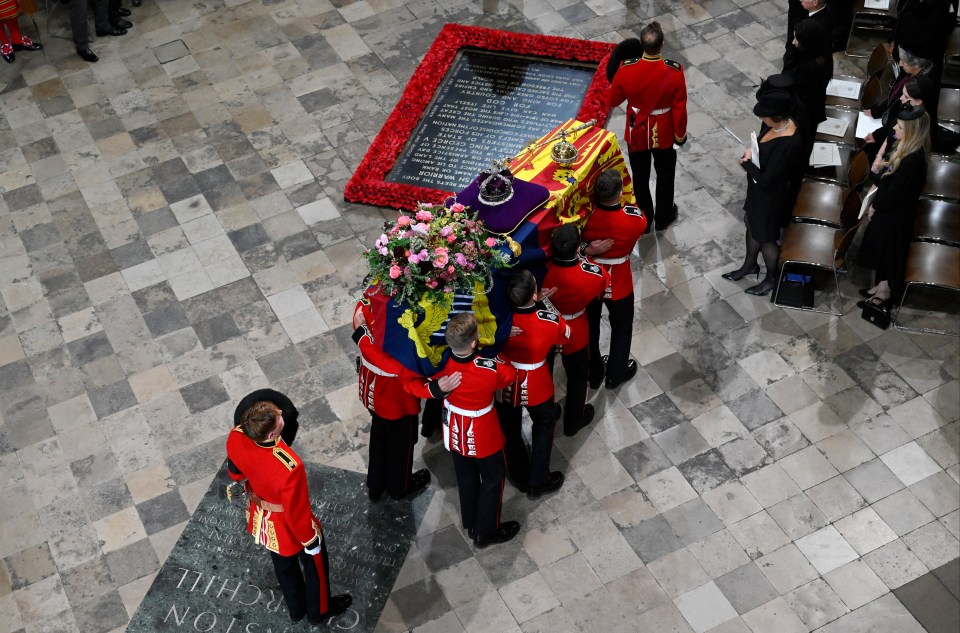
<box><xmin>309</xmin><ymin>542</ymin><xmax>330</xmax><ymax>614</ymax></box>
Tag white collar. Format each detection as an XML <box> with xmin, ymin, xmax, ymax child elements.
<box><xmin>808</xmin><ymin>6</ymin><xmax>824</xmax><ymax>15</ymax></box>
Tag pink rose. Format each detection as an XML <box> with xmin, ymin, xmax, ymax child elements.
<box><xmin>378</xmin><ymin>246</ymin><xmax>389</xmax><ymax>255</ymax></box>
<box><xmin>455</xmin><ymin>253</ymin><xmax>468</xmax><ymax>266</ymax></box>
<box><xmin>416</xmin><ymin>210</ymin><xmax>433</xmax><ymax>221</ymax></box>
<box><xmin>433</xmin><ymin>248</ymin><xmax>449</xmax><ymax>267</ymax></box>
<box><xmin>450</xmin><ymin>203</ymin><xmax>465</xmax><ymax>214</ymax></box>
<box><xmin>447</xmin><ymin>265</ymin><xmax>455</xmax><ymax>274</ymax></box>
<box><xmin>408</xmin><ymin>253</ymin><xmax>420</xmax><ymax>264</ymax></box>
<box><xmin>446</xmin><ymin>234</ymin><xmax>456</xmax><ymax>243</ymax></box>
<box><xmin>440</xmin><ymin>226</ymin><xmax>452</xmax><ymax>237</ymax></box>
<box><xmin>428</xmin><ymin>280</ymin><xmax>438</xmax><ymax>288</ymax></box>
<box><xmin>485</xmin><ymin>237</ymin><xmax>497</xmax><ymax>247</ymax></box>
<box><xmin>389</xmin><ymin>265</ymin><xmax>402</xmax><ymax>279</ymax></box>
<box><xmin>396</xmin><ymin>215</ymin><xmax>411</xmax><ymax>226</ymax></box>
<box><xmin>413</xmin><ymin>222</ymin><xmax>429</xmax><ymax>234</ymax></box>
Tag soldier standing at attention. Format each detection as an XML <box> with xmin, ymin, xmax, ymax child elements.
<box><xmin>496</xmin><ymin>270</ymin><xmax>570</xmax><ymax>498</ymax></box>
<box><xmin>609</xmin><ymin>21</ymin><xmax>688</xmax><ymax>232</ymax></box>
<box><xmin>543</xmin><ymin>224</ymin><xmax>610</xmax><ymax>437</ymax></box>
<box><xmin>582</xmin><ymin>169</ymin><xmax>648</xmax><ymax>391</ymax></box>
<box><xmin>226</xmin><ymin>402</ymin><xmax>352</xmax><ymax>625</ymax></box>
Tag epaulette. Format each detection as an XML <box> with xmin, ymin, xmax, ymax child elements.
<box><xmin>623</xmin><ymin>205</ymin><xmax>643</xmax><ymax>217</ymax></box>
<box><xmin>536</xmin><ymin>310</ymin><xmax>559</xmax><ymax>323</ymax></box>
<box><xmin>621</xmin><ymin>58</ymin><xmax>640</xmax><ymax>67</ymax></box>
<box><xmin>273</xmin><ymin>446</ymin><xmax>297</xmax><ymax>472</ymax></box>
<box><xmin>663</xmin><ymin>58</ymin><xmax>682</xmax><ymax>71</ymax></box>
<box><xmin>475</xmin><ymin>358</ymin><xmax>497</xmax><ymax>371</ymax></box>
<box><xmin>581</xmin><ymin>262</ymin><xmax>602</xmax><ymax>276</ymax></box>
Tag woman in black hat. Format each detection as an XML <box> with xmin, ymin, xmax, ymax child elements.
<box><xmin>723</xmin><ymin>90</ymin><xmax>806</xmax><ymax>296</ymax></box>
<box><xmin>858</xmin><ymin>105</ymin><xmax>931</xmax><ymax>309</ymax></box>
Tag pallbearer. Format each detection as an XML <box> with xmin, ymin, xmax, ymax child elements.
<box><xmin>410</xmin><ymin>313</ymin><xmax>520</xmax><ymax>548</ymax></box>
<box><xmin>351</xmin><ymin>298</ymin><xmax>434</xmax><ymax>502</ymax></box>
<box><xmin>496</xmin><ymin>270</ymin><xmax>569</xmax><ymax>497</ymax></box>
<box><xmin>543</xmin><ymin>224</ymin><xmax>610</xmax><ymax>437</ymax></box>
<box><xmin>582</xmin><ymin>169</ymin><xmax>647</xmax><ymax>391</ymax></box>
<box><xmin>226</xmin><ymin>401</ymin><xmax>352</xmax><ymax>625</ymax></box>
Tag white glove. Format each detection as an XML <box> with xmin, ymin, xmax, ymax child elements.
<box><xmin>304</xmin><ymin>544</ymin><xmax>320</xmax><ymax>556</ymax></box>
<box><xmin>673</xmin><ymin>143</ymin><xmax>681</xmax><ymax>150</ymax></box>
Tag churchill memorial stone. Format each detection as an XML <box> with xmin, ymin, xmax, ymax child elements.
<box><xmin>128</xmin><ymin>461</ymin><xmax>433</xmax><ymax>632</ymax></box>
<box><xmin>388</xmin><ymin>50</ymin><xmax>597</xmax><ymax>191</ymax></box>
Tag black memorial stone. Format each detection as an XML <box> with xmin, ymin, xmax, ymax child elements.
<box><xmin>127</xmin><ymin>460</ymin><xmax>433</xmax><ymax>632</ymax></box>
<box><xmin>388</xmin><ymin>49</ymin><xmax>597</xmax><ymax>191</ymax></box>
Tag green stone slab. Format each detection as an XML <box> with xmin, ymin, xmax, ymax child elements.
<box><xmin>127</xmin><ymin>460</ymin><xmax>433</xmax><ymax>632</ymax></box>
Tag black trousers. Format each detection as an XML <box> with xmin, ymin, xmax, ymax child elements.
<box><xmin>587</xmin><ymin>293</ymin><xmax>635</xmax><ymax>384</ymax></box>
<box><xmin>560</xmin><ymin>347</ymin><xmax>589</xmax><ymax>434</ymax></box>
<box><xmin>270</xmin><ymin>537</ymin><xmax>332</xmax><ymax>621</ymax></box>
<box><xmin>629</xmin><ymin>149</ymin><xmax>677</xmax><ymax>228</ymax></box>
<box><xmin>69</xmin><ymin>0</ymin><xmax>122</xmax><ymax>47</ymax></box>
<box><xmin>451</xmin><ymin>450</ymin><xmax>505</xmax><ymax>541</ymax></box>
<box><xmin>421</xmin><ymin>397</ymin><xmax>442</xmax><ymax>438</ymax></box>
<box><xmin>496</xmin><ymin>400</ymin><xmax>558</xmax><ymax>490</ymax></box>
<box><xmin>367</xmin><ymin>413</ymin><xmax>417</xmax><ymax>498</ymax></box>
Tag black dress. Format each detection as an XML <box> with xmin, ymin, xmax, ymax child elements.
<box><xmin>783</xmin><ymin>50</ymin><xmax>832</xmax><ymax>125</ymax></box>
<box><xmin>742</xmin><ymin>127</ymin><xmax>806</xmax><ymax>243</ymax></box>
<box><xmin>859</xmin><ymin>149</ymin><xmax>927</xmax><ymax>297</ymax></box>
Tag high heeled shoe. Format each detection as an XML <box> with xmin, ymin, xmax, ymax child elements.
<box><xmin>745</xmin><ymin>278</ymin><xmax>778</xmax><ymax>296</ymax></box>
<box><xmin>721</xmin><ymin>264</ymin><xmax>760</xmax><ymax>282</ymax></box>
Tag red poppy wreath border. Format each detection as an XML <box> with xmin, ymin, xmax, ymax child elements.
<box><xmin>343</xmin><ymin>24</ymin><xmax>615</xmax><ymax>211</ymax></box>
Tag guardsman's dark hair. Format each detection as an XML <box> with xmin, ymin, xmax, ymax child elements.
<box><xmin>552</xmin><ymin>224</ymin><xmax>581</xmax><ymax>260</ymax></box>
<box><xmin>446</xmin><ymin>313</ymin><xmax>478</xmax><ymax>354</ymax></box>
<box><xmin>241</xmin><ymin>401</ymin><xmax>281</xmax><ymax>441</ymax></box>
<box><xmin>595</xmin><ymin>169</ymin><xmax>623</xmax><ymax>203</ymax></box>
<box><xmin>506</xmin><ymin>270</ymin><xmax>536</xmax><ymax>308</ymax></box>
<box><xmin>640</xmin><ymin>21</ymin><xmax>664</xmax><ymax>55</ymax></box>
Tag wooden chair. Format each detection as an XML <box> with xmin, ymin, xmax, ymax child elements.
<box><xmin>922</xmin><ymin>158</ymin><xmax>960</xmax><ymax>201</ymax></box>
<box><xmin>938</xmin><ymin>88</ymin><xmax>959</xmax><ymax>128</ymax></box>
<box><xmin>845</xmin><ymin>0</ymin><xmax>899</xmax><ymax>58</ymax></box>
<box><xmin>866</xmin><ymin>43</ymin><xmax>891</xmax><ymax>79</ymax></box>
<box><xmin>805</xmin><ymin>145</ymin><xmax>868</xmax><ymax>188</ymax></box>
<box><xmin>817</xmin><ymin>107</ymin><xmax>862</xmax><ymax>147</ymax></box>
<box><xmin>944</xmin><ymin>28</ymin><xmax>960</xmax><ymax>88</ymax></box>
<box><xmin>795</xmin><ymin>188</ymin><xmax>863</xmax><ymax>229</ymax></box>
<box><xmin>913</xmin><ymin>199</ymin><xmax>960</xmax><ymax>246</ymax></box>
<box><xmin>826</xmin><ymin>75</ymin><xmax>883</xmax><ymax>112</ymax></box>
<box><xmin>775</xmin><ymin>208</ymin><xmax>863</xmax><ymax>315</ymax></box>
<box><xmin>894</xmin><ymin>242</ymin><xmax>960</xmax><ymax>335</ymax></box>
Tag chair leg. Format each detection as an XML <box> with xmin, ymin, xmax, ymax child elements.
<box><xmin>832</xmin><ymin>268</ymin><xmax>844</xmax><ymax>317</ymax></box>
<box><xmin>893</xmin><ymin>282</ymin><xmax>960</xmax><ymax>337</ymax></box>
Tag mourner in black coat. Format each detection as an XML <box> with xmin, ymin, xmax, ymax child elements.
<box><xmin>859</xmin><ymin>106</ymin><xmax>931</xmax><ymax>306</ymax></box>
<box><xmin>783</xmin><ymin>18</ymin><xmax>833</xmax><ymax>125</ymax></box>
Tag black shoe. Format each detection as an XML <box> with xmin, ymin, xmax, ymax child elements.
<box><xmin>96</xmin><ymin>26</ymin><xmax>127</xmax><ymax>36</ymax></box>
<box><xmin>368</xmin><ymin>487</ymin><xmax>383</xmax><ymax>502</ymax></box>
<box><xmin>290</xmin><ymin>611</ymin><xmax>306</xmax><ymax>623</ymax></box>
<box><xmin>474</xmin><ymin>521</ymin><xmax>520</xmax><ymax>548</ymax></box>
<box><xmin>132</xmin><ymin>0</ymin><xmax>141</xmax><ymax>5</ymax></box>
<box><xmin>1</xmin><ymin>44</ymin><xmax>13</xmax><ymax>63</ymax></box>
<box><xmin>527</xmin><ymin>472</ymin><xmax>564</xmax><ymax>499</ymax></box>
<box><xmin>308</xmin><ymin>595</ymin><xmax>352</xmax><ymax>625</ymax></box>
<box><xmin>745</xmin><ymin>278</ymin><xmax>778</xmax><ymax>296</ymax></box>
<box><xmin>564</xmin><ymin>404</ymin><xmax>595</xmax><ymax>437</ymax></box>
<box><xmin>76</xmin><ymin>48</ymin><xmax>98</xmax><ymax>62</ymax></box>
<box><xmin>605</xmin><ymin>359</ymin><xmax>638</xmax><ymax>390</ymax></box>
<box><xmin>589</xmin><ymin>356</ymin><xmax>607</xmax><ymax>390</ymax></box>
<box><xmin>655</xmin><ymin>204</ymin><xmax>678</xmax><ymax>231</ymax></box>
<box><xmin>391</xmin><ymin>469</ymin><xmax>430</xmax><ymax>499</ymax></box>
<box><xmin>721</xmin><ymin>264</ymin><xmax>760</xmax><ymax>282</ymax></box>
<box><xmin>118</xmin><ymin>7</ymin><xmax>131</xmax><ymax>15</ymax></box>
<box><xmin>12</xmin><ymin>37</ymin><xmax>42</xmax><ymax>52</ymax></box>
<box><xmin>467</xmin><ymin>527</ymin><xmax>477</xmax><ymax>540</ymax></box>
<box><xmin>112</xmin><ymin>18</ymin><xmax>133</xmax><ymax>29</ymax></box>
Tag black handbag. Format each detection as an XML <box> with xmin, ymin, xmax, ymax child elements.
<box><xmin>861</xmin><ymin>300</ymin><xmax>891</xmax><ymax>330</ymax></box>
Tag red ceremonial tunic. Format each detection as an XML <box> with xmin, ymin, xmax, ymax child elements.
<box><xmin>582</xmin><ymin>202</ymin><xmax>648</xmax><ymax>301</ymax></box>
<box><xmin>226</xmin><ymin>428</ymin><xmax>321</xmax><ymax>557</ymax></box>
<box><xmin>499</xmin><ymin>304</ymin><xmax>570</xmax><ymax>407</ymax></box>
<box><xmin>353</xmin><ymin>300</ymin><xmax>422</xmax><ymax>419</ymax></box>
<box><xmin>410</xmin><ymin>353</ymin><xmax>516</xmax><ymax>458</ymax></box>
<box><xmin>609</xmin><ymin>53</ymin><xmax>688</xmax><ymax>151</ymax></box>
<box><xmin>0</xmin><ymin>0</ymin><xmax>21</xmax><ymax>20</ymax></box>
<box><xmin>543</xmin><ymin>257</ymin><xmax>610</xmax><ymax>354</ymax></box>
